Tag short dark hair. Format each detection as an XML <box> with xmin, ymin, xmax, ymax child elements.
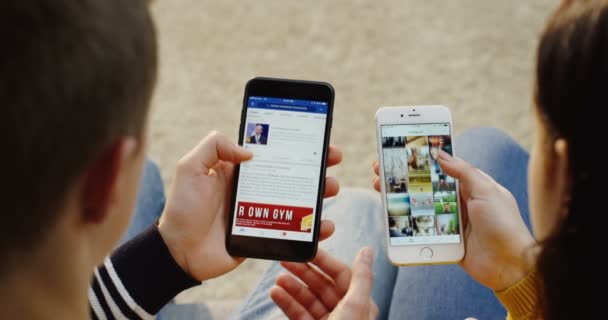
<box><xmin>1</xmin><ymin>0</ymin><xmax>157</xmax><ymax>267</ymax></box>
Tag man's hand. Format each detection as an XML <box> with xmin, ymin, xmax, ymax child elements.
<box><xmin>158</xmin><ymin>131</ymin><xmax>343</xmax><ymax>281</ymax></box>
<box><xmin>271</xmin><ymin>248</ymin><xmax>379</xmax><ymax>320</ymax></box>
<box><xmin>373</xmin><ymin>151</ymin><xmax>536</xmax><ymax>291</ymax></box>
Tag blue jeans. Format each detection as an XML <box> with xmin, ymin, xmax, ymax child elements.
<box><xmin>120</xmin><ymin>160</ymin><xmax>166</xmax><ymax>245</ymax></box>
<box><xmin>234</xmin><ymin>127</ymin><xmax>531</xmax><ymax>320</ymax></box>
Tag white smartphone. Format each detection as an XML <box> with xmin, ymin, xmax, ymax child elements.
<box><xmin>375</xmin><ymin>106</ymin><xmax>465</xmax><ymax>265</ymax></box>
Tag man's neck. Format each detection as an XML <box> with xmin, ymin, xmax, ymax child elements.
<box><xmin>1</xmin><ymin>237</ymin><xmax>91</xmax><ymax>319</ymax></box>
<box><xmin>2</xmin><ymin>274</ymin><xmax>88</xmax><ymax>319</ymax></box>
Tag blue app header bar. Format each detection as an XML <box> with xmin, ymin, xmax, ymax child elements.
<box><xmin>248</xmin><ymin>96</ymin><xmax>328</xmax><ymax>114</ymax></box>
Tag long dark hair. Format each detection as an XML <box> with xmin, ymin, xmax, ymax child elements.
<box><xmin>535</xmin><ymin>0</ymin><xmax>608</xmax><ymax>318</ymax></box>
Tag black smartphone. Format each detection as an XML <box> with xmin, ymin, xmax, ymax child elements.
<box><xmin>226</xmin><ymin>77</ymin><xmax>334</xmax><ymax>262</ymax></box>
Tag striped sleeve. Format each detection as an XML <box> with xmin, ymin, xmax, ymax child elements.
<box><xmin>89</xmin><ymin>225</ymin><xmax>200</xmax><ymax>319</ymax></box>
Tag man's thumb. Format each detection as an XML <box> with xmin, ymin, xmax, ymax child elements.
<box><xmin>188</xmin><ymin>132</ymin><xmax>253</xmax><ymax>173</ymax></box>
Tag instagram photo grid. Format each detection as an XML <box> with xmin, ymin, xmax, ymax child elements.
<box><xmin>383</xmin><ymin>135</ymin><xmax>459</xmax><ymax>239</ymax></box>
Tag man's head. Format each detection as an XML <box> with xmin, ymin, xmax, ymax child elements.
<box><xmin>1</xmin><ymin>0</ymin><xmax>157</xmax><ymax>274</ymax></box>
<box><xmin>255</xmin><ymin>124</ymin><xmax>264</xmax><ymax>136</ymax></box>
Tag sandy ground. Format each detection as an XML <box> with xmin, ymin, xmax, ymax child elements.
<box><xmin>147</xmin><ymin>0</ymin><xmax>555</xmax><ymax>315</ymax></box>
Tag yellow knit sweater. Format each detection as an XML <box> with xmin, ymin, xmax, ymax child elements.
<box><xmin>495</xmin><ymin>271</ymin><xmax>541</xmax><ymax>320</ymax></box>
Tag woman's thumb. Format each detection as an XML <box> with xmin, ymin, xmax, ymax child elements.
<box><xmin>437</xmin><ymin>149</ymin><xmax>475</xmax><ymax>186</ymax></box>
<box><xmin>344</xmin><ymin>247</ymin><xmax>375</xmax><ymax>304</ymax></box>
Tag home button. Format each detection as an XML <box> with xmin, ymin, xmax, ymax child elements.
<box><xmin>420</xmin><ymin>247</ymin><xmax>433</xmax><ymax>260</ymax></box>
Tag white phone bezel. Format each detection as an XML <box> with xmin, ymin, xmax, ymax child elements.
<box><xmin>375</xmin><ymin>105</ymin><xmax>465</xmax><ymax>265</ymax></box>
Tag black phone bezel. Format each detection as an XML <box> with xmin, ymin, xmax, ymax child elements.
<box><xmin>225</xmin><ymin>77</ymin><xmax>334</xmax><ymax>262</ymax></box>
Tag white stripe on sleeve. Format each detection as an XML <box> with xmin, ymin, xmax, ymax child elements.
<box><xmin>94</xmin><ymin>269</ymin><xmax>128</xmax><ymax>320</ymax></box>
<box><xmin>104</xmin><ymin>258</ymin><xmax>155</xmax><ymax>320</ymax></box>
<box><xmin>88</xmin><ymin>287</ymin><xmax>108</xmax><ymax>320</ymax></box>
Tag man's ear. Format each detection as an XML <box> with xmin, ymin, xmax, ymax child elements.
<box><xmin>553</xmin><ymin>138</ymin><xmax>571</xmax><ymax>217</ymax></box>
<box><xmin>81</xmin><ymin>138</ymin><xmax>138</xmax><ymax>224</ymax></box>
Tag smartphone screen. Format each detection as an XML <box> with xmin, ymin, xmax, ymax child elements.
<box><xmin>230</xmin><ymin>96</ymin><xmax>329</xmax><ymax>242</ymax></box>
<box><xmin>380</xmin><ymin>123</ymin><xmax>461</xmax><ymax>246</ymax></box>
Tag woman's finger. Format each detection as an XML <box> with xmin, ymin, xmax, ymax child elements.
<box><xmin>270</xmin><ymin>286</ymin><xmax>315</xmax><ymax>320</ymax></box>
<box><xmin>333</xmin><ymin>248</ymin><xmax>375</xmax><ymax>319</ymax></box>
<box><xmin>280</xmin><ymin>261</ymin><xmax>343</xmax><ymax>309</ymax></box>
<box><xmin>373</xmin><ymin>160</ymin><xmax>380</xmax><ymax>175</ymax></box>
<box><xmin>310</xmin><ymin>249</ymin><xmax>352</xmax><ymax>295</ymax></box>
<box><xmin>345</xmin><ymin>248</ymin><xmax>374</xmax><ymax>297</ymax></box>
<box><xmin>275</xmin><ymin>273</ymin><xmax>330</xmax><ymax>318</ymax></box>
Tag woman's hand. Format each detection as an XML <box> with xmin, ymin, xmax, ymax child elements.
<box><xmin>271</xmin><ymin>248</ymin><xmax>379</xmax><ymax>320</ymax></box>
<box><xmin>373</xmin><ymin>151</ymin><xmax>536</xmax><ymax>291</ymax></box>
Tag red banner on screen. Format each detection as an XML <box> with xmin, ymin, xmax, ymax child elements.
<box><xmin>235</xmin><ymin>202</ymin><xmax>314</xmax><ymax>232</ymax></box>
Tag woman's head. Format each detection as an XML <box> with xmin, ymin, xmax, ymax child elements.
<box><xmin>529</xmin><ymin>0</ymin><xmax>608</xmax><ymax>318</ymax></box>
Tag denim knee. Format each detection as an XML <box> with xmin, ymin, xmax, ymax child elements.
<box><xmin>139</xmin><ymin>159</ymin><xmax>164</xmax><ymax>197</ymax></box>
<box><xmin>455</xmin><ymin>127</ymin><xmax>527</xmax><ymax>168</ymax></box>
<box><xmin>323</xmin><ymin>188</ymin><xmax>381</xmax><ymax>220</ymax></box>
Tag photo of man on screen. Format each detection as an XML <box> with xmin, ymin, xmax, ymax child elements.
<box><xmin>246</xmin><ymin>123</ymin><xmax>269</xmax><ymax>145</ymax></box>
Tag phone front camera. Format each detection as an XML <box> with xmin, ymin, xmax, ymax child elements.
<box><xmin>401</xmin><ymin>114</ymin><xmax>404</xmax><ymax>117</ymax></box>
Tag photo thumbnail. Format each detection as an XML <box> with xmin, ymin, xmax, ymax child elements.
<box><xmin>428</xmin><ymin>135</ymin><xmax>456</xmax><ymax>191</ymax></box>
<box><xmin>387</xmin><ymin>193</ymin><xmax>411</xmax><ymax>216</ymax></box>
<box><xmin>413</xmin><ymin>215</ymin><xmax>436</xmax><ymax>236</ymax></box>
<box><xmin>388</xmin><ymin>216</ymin><xmax>414</xmax><ymax>237</ymax></box>
<box><xmin>433</xmin><ymin>191</ymin><xmax>458</xmax><ymax>214</ymax></box>
<box><xmin>409</xmin><ymin>175</ymin><xmax>432</xmax><ymax>193</ymax></box>
<box><xmin>245</xmin><ymin>123</ymin><xmax>270</xmax><ymax>145</ymax></box>
<box><xmin>383</xmin><ymin>148</ymin><xmax>408</xmax><ymax>193</ymax></box>
<box><xmin>432</xmin><ymin>173</ymin><xmax>455</xmax><ymax>192</ymax></box>
<box><xmin>436</xmin><ymin>213</ymin><xmax>459</xmax><ymax>235</ymax></box>
<box><xmin>428</xmin><ymin>135</ymin><xmax>453</xmax><ymax>156</ymax></box>
<box><xmin>410</xmin><ymin>192</ymin><xmax>434</xmax><ymax>216</ymax></box>
<box><xmin>382</xmin><ymin>136</ymin><xmax>406</xmax><ymax>148</ymax></box>
<box><xmin>406</xmin><ymin>136</ymin><xmax>430</xmax><ymax>172</ymax></box>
